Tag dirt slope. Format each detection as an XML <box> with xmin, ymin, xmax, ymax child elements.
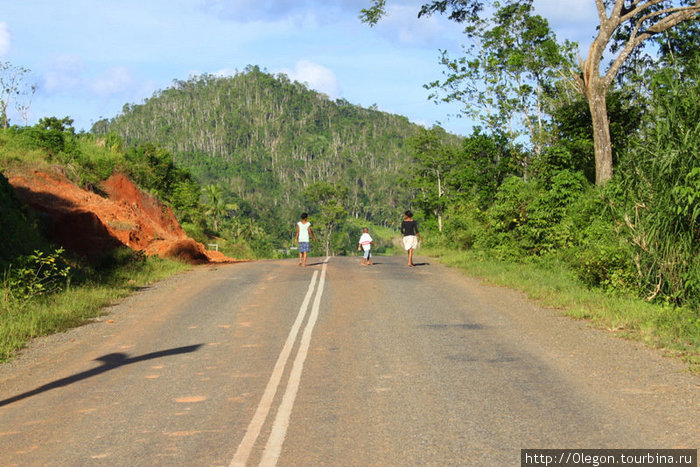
<box><xmin>8</xmin><ymin>170</ymin><xmax>237</xmax><ymax>264</ymax></box>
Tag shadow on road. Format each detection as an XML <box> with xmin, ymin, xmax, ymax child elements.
<box><xmin>0</xmin><ymin>344</ymin><xmax>203</xmax><ymax>407</ymax></box>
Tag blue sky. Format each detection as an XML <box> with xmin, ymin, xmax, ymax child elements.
<box><xmin>1</xmin><ymin>0</ymin><xmax>598</xmax><ymax>137</ymax></box>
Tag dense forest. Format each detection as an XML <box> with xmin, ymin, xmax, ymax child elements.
<box><xmin>92</xmin><ymin>66</ymin><xmax>448</xmax><ymax>255</ymax></box>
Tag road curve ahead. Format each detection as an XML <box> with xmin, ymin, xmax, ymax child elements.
<box><xmin>0</xmin><ymin>255</ymin><xmax>698</xmax><ymax>466</ymax></box>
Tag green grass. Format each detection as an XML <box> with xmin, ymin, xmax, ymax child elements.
<box><xmin>0</xmin><ymin>255</ymin><xmax>191</xmax><ymax>362</ymax></box>
<box><xmin>424</xmin><ymin>247</ymin><xmax>700</xmax><ymax>371</ymax></box>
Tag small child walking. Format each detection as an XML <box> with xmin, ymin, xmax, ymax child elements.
<box><xmin>357</xmin><ymin>227</ymin><xmax>377</xmax><ymax>266</ymax></box>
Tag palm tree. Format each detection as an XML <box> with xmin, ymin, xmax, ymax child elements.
<box><xmin>202</xmin><ymin>184</ymin><xmax>228</xmax><ymax>232</ymax></box>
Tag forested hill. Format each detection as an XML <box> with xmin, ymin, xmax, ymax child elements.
<box><xmin>92</xmin><ymin>66</ymin><xmax>429</xmax><ymax>227</ymax></box>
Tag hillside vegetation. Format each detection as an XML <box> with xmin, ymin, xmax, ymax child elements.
<box><xmin>93</xmin><ymin>66</ymin><xmax>440</xmax><ymax>253</ymax></box>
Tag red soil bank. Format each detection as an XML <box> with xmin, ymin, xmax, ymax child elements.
<box><xmin>9</xmin><ymin>170</ymin><xmax>237</xmax><ymax>264</ymax></box>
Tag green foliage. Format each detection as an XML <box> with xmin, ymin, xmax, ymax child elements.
<box><xmin>0</xmin><ymin>250</ymin><xmax>190</xmax><ymax>362</ymax></box>
<box><xmin>413</xmin><ymin>34</ymin><xmax>699</xmax><ymax>310</ymax></box>
<box><xmin>564</xmin><ymin>187</ymin><xmax>639</xmax><ymax>294</ymax></box>
<box><xmin>304</xmin><ymin>182</ymin><xmax>349</xmax><ymax>256</ymax></box>
<box><xmin>426</xmin><ymin>0</ymin><xmax>576</xmax><ymax>161</ymax></box>
<box><xmin>457</xmin><ymin>128</ymin><xmax>516</xmax><ymax>207</ymax></box>
<box><xmin>359</xmin><ymin>0</ymin><xmax>387</xmax><ymax>26</ymax></box>
<box><xmin>6</xmin><ymin>118</ymin><xmax>79</xmax><ymax>157</ymax></box>
<box><xmin>2</xmin><ymin>249</ymin><xmax>70</xmax><ymax>306</ymax></box>
<box><xmin>202</xmin><ymin>184</ymin><xmax>230</xmax><ymax>233</ymax></box>
<box><xmin>438</xmin><ymin>201</ymin><xmax>489</xmax><ymax>250</ymax></box>
<box><xmin>570</xmin><ymin>238</ymin><xmax>639</xmax><ymax>295</ymax></box>
<box><xmin>613</xmin><ymin>62</ymin><xmax>700</xmax><ymax>306</ymax></box>
<box><xmin>93</xmin><ymin>67</ymin><xmax>424</xmax><ymax>248</ymax></box>
<box><xmin>479</xmin><ymin>173</ymin><xmax>586</xmax><ymax>258</ymax></box>
<box><xmin>407</xmin><ymin>126</ymin><xmax>459</xmax><ymax>226</ymax></box>
<box><xmin>550</xmin><ymin>89</ymin><xmax>644</xmax><ymax>183</ymax></box>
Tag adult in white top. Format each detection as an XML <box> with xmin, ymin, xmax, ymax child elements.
<box><xmin>294</xmin><ymin>212</ymin><xmax>316</xmax><ymax>266</ymax></box>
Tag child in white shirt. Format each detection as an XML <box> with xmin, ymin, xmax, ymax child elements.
<box><xmin>357</xmin><ymin>227</ymin><xmax>377</xmax><ymax>266</ymax></box>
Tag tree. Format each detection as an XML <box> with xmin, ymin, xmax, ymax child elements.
<box><xmin>654</xmin><ymin>14</ymin><xmax>700</xmax><ymax>71</ymax></box>
<box><xmin>37</xmin><ymin>116</ymin><xmax>75</xmax><ymax>134</ymax></box>
<box><xmin>202</xmin><ymin>184</ymin><xmax>229</xmax><ymax>232</ymax></box>
<box><xmin>580</xmin><ymin>0</ymin><xmax>699</xmax><ymax>184</ymax></box>
<box><xmin>15</xmin><ymin>84</ymin><xmax>36</xmax><ymax>127</ymax></box>
<box><xmin>304</xmin><ymin>182</ymin><xmax>348</xmax><ymax>256</ymax></box>
<box><xmin>615</xmin><ymin>61</ymin><xmax>700</xmax><ymax>304</ymax></box>
<box><xmin>408</xmin><ymin>126</ymin><xmax>456</xmax><ymax>231</ymax></box>
<box><xmin>457</xmin><ymin>128</ymin><xmax>515</xmax><ymax>207</ymax></box>
<box><xmin>0</xmin><ymin>61</ymin><xmax>35</xmax><ymax>129</ymax></box>
<box><xmin>425</xmin><ymin>0</ymin><xmax>576</xmax><ymax>179</ymax></box>
<box><xmin>362</xmin><ymin>0</ymin><xmax>700</xmax><ymax>184</ymax></box>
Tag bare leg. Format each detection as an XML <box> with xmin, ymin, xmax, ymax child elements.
<box><xmin>408</xmin><ymin>248</ymin><xmax>414</xmax><ymax>266</ymax></box>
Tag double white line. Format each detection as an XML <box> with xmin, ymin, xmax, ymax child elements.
<box><xmin>231</xmin><ymin>258</ymin><xmax>329</xmax><ymax>467</ymax></box>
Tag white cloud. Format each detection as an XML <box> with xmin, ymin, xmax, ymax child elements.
<box><xmin>383</xmin><ymin>5</ymin><xmax>442</xmax><ymax>44</ymax></box>
<box><xmin>42</xmin><ymin>55</ymin><xmax>138</xmax><ymax>99</ymax></box>
<box><xmin>365</xmin><ymin>3</ymin><xmax>464</xmax><ymax>49</ymax></box>
<box><xmin>278</xmin><ymin>60</ymin><xmax>341</xmax><ymax>98</ymax></box>
<box><xmin>0</xmin><ymin>22</ymin><xmax>11</xmax><ymax>56</ymax></box>
<box><xmin>42</xmin><ymin>55</ymin><xmax>87</xmax><ymax>93</ymax></box>
<box><xmin>91</xmin><ymin>67</ymin><xmax>135</xmax><ymax>95</ymax></box>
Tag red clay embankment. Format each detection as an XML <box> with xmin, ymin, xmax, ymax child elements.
<box><xmin>9</xmin><ymin>170</ymin><xmax>239</xmax><ymax>264</ymax></box>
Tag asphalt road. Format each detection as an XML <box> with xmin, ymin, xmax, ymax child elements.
<box><xmin>0</xmin><ymin>255</ymin><xmax>698</xmax><ymax>466</ymax></box>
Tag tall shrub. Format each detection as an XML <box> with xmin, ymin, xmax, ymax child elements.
<box><xmin>616</xmin><ymin>62</ymin><xmax>700</xmax><ymax>305</ymax></box>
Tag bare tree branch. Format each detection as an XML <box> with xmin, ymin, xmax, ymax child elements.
<box><xmin>622</xmin><ymin>0</ymin><xmax>667</xmax><ymax>22</ymax></box>
<box><xmin>595</xmin><ymin>0</ymin><xmax>610</xmax><ymax>25</ymax></box>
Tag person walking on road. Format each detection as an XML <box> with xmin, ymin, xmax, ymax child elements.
<box><xmin>400</xmin><ymin>210</ymin><xmax>422</xmax><ymax>267</ymax></box>
<box><xmin>357</xmin><ymin>227</ymin><xmax>378</xmax><ymax>266</ymax></box>
<box><xmin>295</xmin><ymin>212</ymin><xmax>316</xmax><ymax>267</ymax></box>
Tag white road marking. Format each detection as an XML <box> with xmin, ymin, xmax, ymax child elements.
<box><xmin>259</xmin><ymin>258</ymin><xmax>329</xmax><ymax>466</ymax></box>
<box><xmin>230</xmin><ymin>269</ymin><xmax>320</xmax><ymax>467</ymax></box>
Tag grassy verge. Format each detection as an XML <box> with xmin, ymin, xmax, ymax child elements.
<box><xmin>0</xmin><ymin>255</ymin><xmax>191</xmax><ymax>362</ymax></box>
<box><xmin>424</xmin><ymin>247</ymin><xmax>700</xmax><ymax>371</ymax></box>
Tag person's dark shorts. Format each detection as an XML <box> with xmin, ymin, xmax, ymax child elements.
<box><xmin>299</xmin><ymin>242</ymin><xmax>310</xmax><ymax>253</ymax></box>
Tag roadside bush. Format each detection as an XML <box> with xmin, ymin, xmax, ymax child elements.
<box><xmin>568</xmin><ymin>224</ymin><xmax>639</xmax><ymax>294</ymax></box>
<box><xmin>483</xmin><ymin>171</ymin><xmax>587</xmax><ymax>258</ymax></box>
<box><xmin>557</xmin><ymin>182</ymin><xmax>637</xmax><ymax>295</ymax></box>
<box><xmin>2</xmin><ymin>248</ymin><xmax>71</xmax><ymax>307</ymax></box>
<box><xmin>441</xmin><ymin>201</ymin><xmax>489</xmax><ymax>250</ymax></box>
<box><xmin>613</xmin><ymin>63</ymin><xmax>700</xmax><ymax>306</ymax></box>
<box><xmin>486</xmin><ymin>176</ymin><xmax>535</xmax><ymax>241</ymax></box>
<box><xmin>524</xmin><ymin>170</ymin><xmax>588</xmax><ymax>254</ymax></box>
